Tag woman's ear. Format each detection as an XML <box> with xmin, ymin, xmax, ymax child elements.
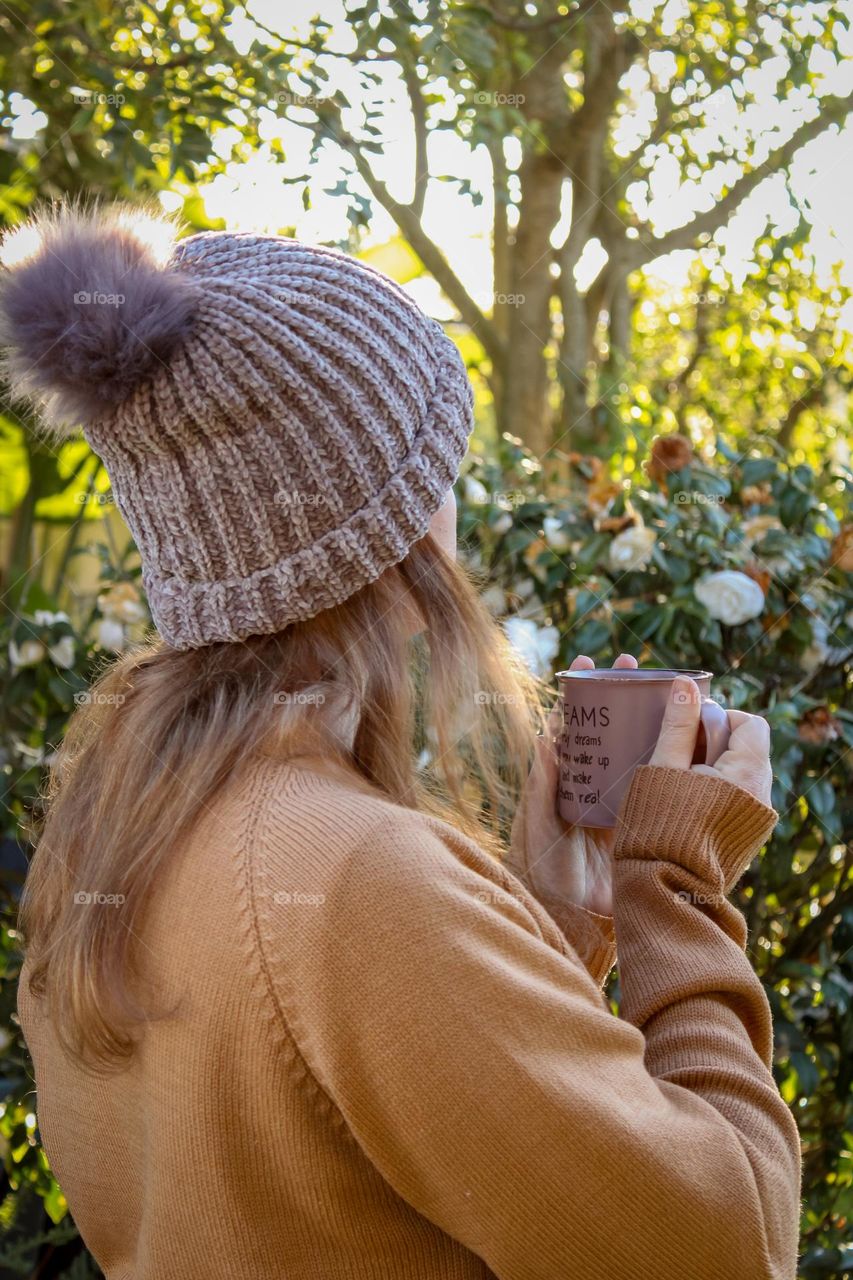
<box><xmin>428</xmin><ymin>489</ymin><xmax>457</xmax><ymax>560</ymax></box>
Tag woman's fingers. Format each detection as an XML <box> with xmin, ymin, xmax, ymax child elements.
<box><xmin>725</xmin><ymin>710</ymin><xmax>771</xmax><ymax>756</ymax></box>
<box><xmin>649</xmin><ymin>675</ymin><xmax>701</xmax><ymax>769</ymax></box>
<box><xmin>692</xmin><ymin>709</ymin><xmax>773</xmax><ymax>804</ymax></box>
<box><xmin>567</xmin><ymin>653</ymin><xmax>637</xmax><ymax>671</ymax></box>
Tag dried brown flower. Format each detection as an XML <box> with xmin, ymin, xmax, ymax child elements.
<box><xmin>743</xmin><ymin>562</ymin><xmax>771</xmax><ymax>596</ymax></box>
<box><xmin>647</xmin><ymin>433</ymin><xmax>694</xmax><ymax>486</ymax></box>
<box><xmin>798</xmin><ymin>707</ymin><xmax>842</xmax><ymax>746</ymax></box>
<box><xmin>830</xmin><ymin>525</ymin><xmax>853</xmax><ymax>572</ymax></box>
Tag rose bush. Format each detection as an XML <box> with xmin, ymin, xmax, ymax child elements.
<box><xmin>459</xmin><ymin>432</ymin><xmax>853</xmax><ymax>1279</ymax></box>
<box><xmin>0</xmin><ymin>432</ymin><xmax>851</xmax><ymax>1278</ymax></box>
<box><xmin>0</xmin><ymin>566</ymin><xmax>147</xmax><ymax>1277</ymax></box>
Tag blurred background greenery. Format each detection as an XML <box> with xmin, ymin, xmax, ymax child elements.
<box><xmin>0</xmin><ymin>0</ymin><xmax>851</xmax><ymax>1276</ymax></box>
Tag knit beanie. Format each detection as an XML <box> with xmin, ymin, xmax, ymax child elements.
<box><xmin>0</xmin><ymin>204</ymin><xmax>473</xmax><ymax>649</ymax></box>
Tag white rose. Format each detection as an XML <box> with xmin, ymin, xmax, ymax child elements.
<box><xmin>608</xmin><ymin>525</ymin><xmax>657</xmax><ymax>572</ymax></box>
<box><xmin>464</xmin><ymin>475</ymin><xmax>489</xmax><ymax>506</ymax></box>
<box><xmin>504</xmin><ymin>617</ymin><xmax>560</xmax><ymax>678</ymax></box>
<box><xmin>9</xmin><ymin>639</ymin><xmax>45</xmax><ymax>670</ymax></box>
<box><xmin>97</xmin><ymin>618</ymin><xmax>127</xmax><ymax>652</ymax></box>
<box><xmin>543</xmin><ymin>516</ymin><xmax>571</xmax><ymax>553</ymax></box>
<box><xmin>33</xmin><ymin>609</ymin><xmax>70</xmax><ymax>627</ymax></box>
<box><xmin>480</xmin><ymin>584</ymin><xmax>507</xmax><ymax>615</ymax></box>
<box><xmin>694</xmin><ymin>570</ymin><xmax>765</xmax><ymax>625</ymax></box>
<box><xmin>47</xmin><ymin>636</ymin><xmax>75</xmax><ymax>669</ymax></box>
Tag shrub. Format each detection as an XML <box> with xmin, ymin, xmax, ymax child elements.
<box><xmin>459</xmin><ymin>432</ymin><xmax>853</xmax><ymax>1278</ymax></box>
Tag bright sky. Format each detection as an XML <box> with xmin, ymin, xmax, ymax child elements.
<box><xmin>9</xmin><ymin>0</ymin><xmax>853</xmax><ymax>322</ymax></box>
<box><xmin>201</xmin><ymin>0</ymin><xmax>853</xmax><ymax>325</ymax></box>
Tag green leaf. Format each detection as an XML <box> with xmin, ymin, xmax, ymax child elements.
<box><xmin>742</xmin><ymin>458</ymin><xmax>779</xmax><ymax>486</ymax></box>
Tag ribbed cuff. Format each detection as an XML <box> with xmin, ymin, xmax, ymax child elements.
<box><xmin>614</xmin><ymin>766</ymin><xmax>778</xmax><ymax>890</ymax></box>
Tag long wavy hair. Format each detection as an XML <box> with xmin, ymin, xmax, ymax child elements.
<box><xmin>20</xmin><ymin>532</ymin><xmax>541</xmax><ymax>1070</ymax></box>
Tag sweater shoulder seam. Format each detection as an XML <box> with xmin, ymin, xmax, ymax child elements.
<box><xmin>237</xmin><ymin>759</ymin><xmax>356</xmax><ymax>1136</ymax></box>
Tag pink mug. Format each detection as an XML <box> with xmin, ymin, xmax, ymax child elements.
<box><xmin>557</xmin><ymin>667</ymin><xmax>729</xmax><ymax>829</ymax></box>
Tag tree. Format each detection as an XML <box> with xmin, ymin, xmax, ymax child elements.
<box><xmin>0</xmin><ymin>0</ymin><xmax>294</xmax><ymax>597</ymax></box>
<box><xmin>259</xmin><ymin>0</ymin><xmax>852</xmax><ymax>460</ymax></box>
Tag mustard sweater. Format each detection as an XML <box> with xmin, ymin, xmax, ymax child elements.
<box><xmin>18</xmin><ymin>755</ymin><xmax>801</xmax><ymax>1279</ymax></box>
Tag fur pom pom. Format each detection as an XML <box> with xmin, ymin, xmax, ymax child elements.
<box><xmin>0</xmin><ymin>202</ymin><xmax>199</xmax><ymax>435</ymax></box>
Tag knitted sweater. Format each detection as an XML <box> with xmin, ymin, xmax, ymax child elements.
<box><xmin>18</xmin><ymin>754</ymin><xmax>801</xmax><ymax>1280</ymax></box>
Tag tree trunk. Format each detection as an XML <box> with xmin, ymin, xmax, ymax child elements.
<box><xmin>556</xmin><ymin>266</ymin><xmax>589</xmax><ymax>453</ymax></box>
<box><xmin>596</xmin><ymin>260</ymin><xmax>632</xmax><ymax>454</ymax></box>
<box><xmin>504</xmin><ymin>150</ymin><xmax>563</xmax><ymax>457</ymax></box>
<box><xmin>490</xmin><ymin>136</ymin><xmax>512</xmax><ymax>435</ymax></box>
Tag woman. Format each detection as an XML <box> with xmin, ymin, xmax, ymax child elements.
<box><xmin>1</xmin><ymin>205</ymin><xmax>799</xmax><ymax>1279</ymax></box>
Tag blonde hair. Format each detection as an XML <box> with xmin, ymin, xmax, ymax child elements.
<box><xmin>21</xmin><ymin>534</ymin><xmax>542</xmax><ymax>1070</ymax></box>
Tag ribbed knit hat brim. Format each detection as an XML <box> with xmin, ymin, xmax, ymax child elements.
<box><xmin>145</xmin><ymin>346</ymin><xmax>471</xmax><ymax>646</ymax></box>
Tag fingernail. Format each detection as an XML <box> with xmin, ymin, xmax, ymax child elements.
<box><xmin>671</xmin><ymin>676</ymin><xmax>695</xmax><ymax>705</ymax></box>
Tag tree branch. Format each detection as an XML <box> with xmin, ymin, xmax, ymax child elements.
<box><xmin>628</xmin><ymin>92</ymin><xmax>853</xmax><ymax>266</ymax></box>
<box><xmin>564</xmin><ymin>27</ymin><xmax>640</xmax><ymax>171</ymax></box>
<box><xmin>248</xmin><ymin>16</ymin><xmax>398</xmax><ymax>62</ymax></box>
<box><xmin>777</xmin><ymin>376</ymin><xmax>829</xmax><ymax>450</ymax></box>
<box><xmin>403</xmin><ymin>62</ymin><xmax>429</xmax><ymax>220</ymax></box>
<box><xmin>671</xmin><ymin>288</ymin><xmax>713</xmax><ymax>393</ymax></box>
<box><xmin>461</xmin><ymin>0</ymin><xmax>610</xmax><ymax>31</ymax></box>
<box><xmin>322</xmin><ymin>113</ymin><xmax>505</xmax><ymax>366</ymax></box>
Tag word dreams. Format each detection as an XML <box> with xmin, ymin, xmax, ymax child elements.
<box><xmin>560</xmin><ymin>703</ymin><xmax>612</xmax><ymax>807</ymax></box>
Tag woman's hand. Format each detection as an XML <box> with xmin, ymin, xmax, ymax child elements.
<box><xmin>650</xmin><ymin>674</ymin><xmax>773</xmax><ymax>806</ymax></box>
<box><xmin>512</xmin><ymin>654</ymin><xmax>636</xmax><ymax>918</ymax></box>
<box><xmin>513</xmin><ymin>664</ymin><xmax>774</xmax><ymax>918</ymax></box>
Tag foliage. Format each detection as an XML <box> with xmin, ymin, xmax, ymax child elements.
<box><xmin>619</xmin><ymin>243</ymin><xmax>851</xmax><ymax>473</ymax></box>
<box><xmin>233</xmin><ymin>0</ymin><xmax>853</xmax><ymax>452</ymax></box>
<box><xmin>0</xmin><ymin>0</ymin><xmax>290</xmax><ymax>215</ymax></box>
<box><xmin>2</xmin><ymin>0</ymin><xmax>850</xmax><ymax>461</ymax></box>
<box><xmin>0</xmin><ymin>562</ymin><xmax>143</xmax><ymax>1278</ymax></box>
<box><xmin>460</xmin><ymin>430</ymin><xmax>853</xmax><ymax>1278</ymax></box>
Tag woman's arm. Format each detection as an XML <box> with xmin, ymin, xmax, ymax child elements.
<box><xmin>255</xmin><ymin>770</ymin><xmax>800</xmax><ymax>1280</ymax></box>
<box><xmin>613</xmin><ymin>763</ymin><xmax>800</xmax><ymax>1279</ymax></box>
